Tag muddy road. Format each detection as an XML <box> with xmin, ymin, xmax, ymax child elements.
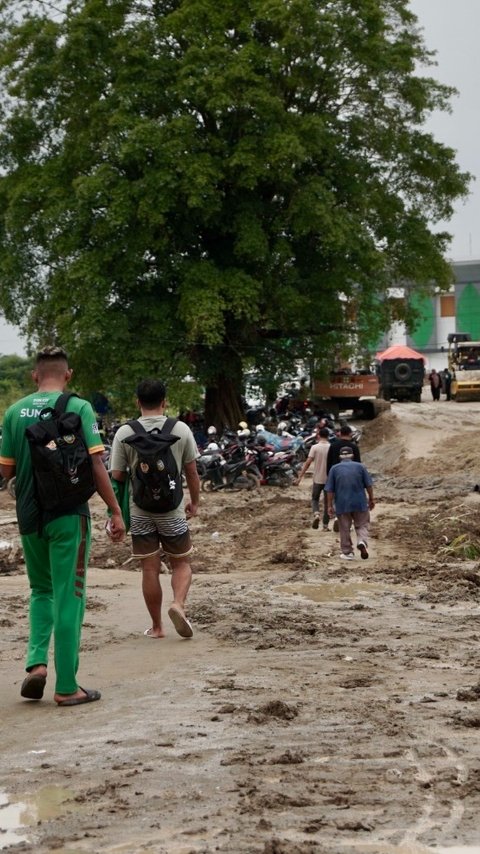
<box><xmin>1</xmin><ymin>398</ymin><xmax>480</xmax><ymax>853</ymax></box>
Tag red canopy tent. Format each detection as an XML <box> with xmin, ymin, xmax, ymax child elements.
<box><xmin>375</xmin><ymin>344</ymin><xmax>426</xmax><ymax>362</ymax></box>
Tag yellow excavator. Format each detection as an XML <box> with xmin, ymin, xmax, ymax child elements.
<box><xmin>448</xmin><ymin>333</ymin><xmax>480</xmax><ymax>401</ymax></box>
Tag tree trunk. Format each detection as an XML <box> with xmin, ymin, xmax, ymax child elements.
<box><xmin>195</xmin><ymin>342</ymin><xmax>246</xmax><ymax>433</ymax></box>
<box><xmin>204</xmin><ymin>374</ymin><xmax>245</xmax><ymax>434</ymax></box>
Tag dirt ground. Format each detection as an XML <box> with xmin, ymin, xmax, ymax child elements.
<box><xmin>2</xmin><ymin>395</ymin><xmax>480</xmax><ymax>853</ymax></box>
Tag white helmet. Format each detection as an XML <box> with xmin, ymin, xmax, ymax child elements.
<box><xmin>238</xmin><ymin>421</ymin><xmax>248</xmax><ymax>430</ymax></box>
<box><xmin>207</xmin><ymin>425</ymin><xmax>217</xmax><ymax>435</ymax></box>
<box><xmin>237</xmin><ymin>428</ymin><xmax>251</xmax><ymax>438</ymax></box>
<box><xmin>207</xmin><ymin>441</ymin><xmax>219</xmax><ymax>451</ymax></box>
<box><xmin>277</xmin><ymin>421</ymin><xmax>287</xmax><ymax>431</ymax></box>
<box><xmin>256</xmin><ymin>424</ymin><xmax>265</xmax><ymax>432</ymax></box>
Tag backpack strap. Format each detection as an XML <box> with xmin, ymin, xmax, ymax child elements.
<box><xmin>126</xmin><ymin>419</ymin><xmax>147</xmax><ymax>436</ymax></box>
<box><xmin>126</xmin><ymin>417</ymin><xmax>177</xmax><ymax>437</ymax></box>
<box><xmin>53</xmin><ymin>392</ymin><xmax>77</xmax><ymax>416</ymax></box>
<box><xmin>160</xmin><ymin>417</ymin><xmax>177</xmax><ymax>437</ymax></box>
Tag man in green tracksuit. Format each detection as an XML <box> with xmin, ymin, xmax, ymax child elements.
<box><xmin>0</xmin><ymin>346</ymin><xmax>125</xmax><ymax>707</ymax></box>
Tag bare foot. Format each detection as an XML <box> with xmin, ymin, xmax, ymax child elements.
<box><xmin>143</xmin><ymin>626</ymin><xmax>166</xmax><ymax>639</ymax></box>
<box><xmin>29</xmin><ymin>664</ymin><xmax>47</xmax><ymax>678</ymax></box>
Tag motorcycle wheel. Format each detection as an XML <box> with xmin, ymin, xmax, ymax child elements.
<box><xmin>201</xmin><ymin>479</ymin><xmax>215</xmax><ymax>493</ymax></box>
<box><xmin>229</xmin><ymin>476</ymin><xmax>243</xmax><ymax>491</ymax></box>
<box><xmin>269</xmin><ymin>470</ymin><xmax>294</xmax><ymax>488</ymax></box>
<box><xmin>196</xmin><ymin>461</ymin><xmax>207</xmax><ymax>478</ymax></box>
<box><xmin>231</xmin><ymin>473</ymin><xmax>260</xmax><ymax>491</ymax></box>
<box><xmin>245</xmin><ymin>473</ymin><xmax>261</xmax><ymax>490</ymax></box>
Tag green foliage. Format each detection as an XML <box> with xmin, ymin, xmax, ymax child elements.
<box><xmin>0</xmin><ymin>354</ymin><xmax>32</xmax><ymax>414</ymax></box>
<box><xmin>0</xmin><ymin>0</ymin><xmax>471</xmax><ymax>420</ymax></box>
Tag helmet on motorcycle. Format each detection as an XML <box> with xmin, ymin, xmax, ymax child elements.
<box><xmin>277</xmin><ymin>421</ymin><xmax>287</xmax><ymax>431</ymax></box>
<box><xmin>256</xmin><ymin>424</ymin><xmax>265</xmax><ymax>432</ymax></box>
<box><xmin>207</xmin><ymin>425</ymin><xmax>217</xmax><ymax>435</ymax></box>
<box><xmin>206</xmin><ymin>441</ymin><xmax>219</xmax><ymax>451</ymax></box>
<box><xmin>237</xmin><ymin>428</ymin><xmax>251</xmax><ymax>438</ymax></box>
<box><xmin>238</xmin><ymin>421</ymin><xmax>248</xmax><ymax>430</ymax></box>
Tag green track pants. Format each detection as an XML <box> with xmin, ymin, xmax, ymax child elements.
<box><xmin>21</xmin><ymin>514</ymin><xmax>91</xmax><ymax>695</ymax></box>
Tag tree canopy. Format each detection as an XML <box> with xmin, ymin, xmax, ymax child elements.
<box><xmin>0</xmin><ymin>0</ymin><xmax>471</xmax><ymax>423</ymax></box>
<box><xmin>0</xmin><ymin>354</ymin><xmax>32</xmax><ymax>414</ymax></box>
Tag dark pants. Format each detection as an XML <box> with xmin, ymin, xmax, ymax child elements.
<box><xmin>312</xmin><ymin>483</ymin><xmax>329</xmax><ymax>527</ymax></box>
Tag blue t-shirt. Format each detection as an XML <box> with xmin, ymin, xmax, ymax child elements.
<box><xmin>325</xmin><ymin>460</ymin><xmax>372</xmax><ymax>515</ymax></box>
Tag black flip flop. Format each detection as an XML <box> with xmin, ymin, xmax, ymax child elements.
<box><xmin>56</xmin><ymin>687</ymin><xmax>101</xmax><ymax>707</ymax></box>
<box><xmin>20</xmin><ymin>673</ymin><xmax>47</xmax><ymax>700</ymax></box>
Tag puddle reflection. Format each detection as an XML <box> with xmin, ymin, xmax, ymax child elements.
<box><xmin>277</xmin><ymin>581</ymin><xmax>415</xmax><ymax>603</ymax></box>
<box><xmin>0</xmin><ymin>785</ymin><xmax>75</xmax><ymax>850</ymax></box>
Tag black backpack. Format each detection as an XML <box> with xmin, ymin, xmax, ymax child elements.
<box><xmin>25</xmin><ymin>392</ymin><xmax>96</xmax><ymax>513</ymax></box>
<box><xmin>122</xmin><ymin>418</ymin><xmax>182</xmax><ymax>513</ymax></box>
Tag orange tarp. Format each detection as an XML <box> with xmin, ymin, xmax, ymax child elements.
<box><xmin>375</xmin><ymin>344</ymin><xmax>426</xmax><ymax>362</ymax></box>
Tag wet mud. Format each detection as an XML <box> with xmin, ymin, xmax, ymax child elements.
<box><xmin>1</xmin><ymin>397</ymin><xmax>480</xmax><ymax>852</ymax></box>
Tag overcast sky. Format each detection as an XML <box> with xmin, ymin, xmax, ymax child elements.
<box><xmin>0</xmin><ymin>0</ymin><xmax>478</xmax><ymax>356</ymax></box>
<box><xmin>410</xmin><ymin>0</ymin><xmax>480</xmax><ymax>262</ymax></box>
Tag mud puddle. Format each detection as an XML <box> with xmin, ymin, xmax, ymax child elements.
<box><xmin>276</xmin><ymin>580</ymin><xmax>417</xmax><ymax>602</ymax></box>
<box><xmin>0</xmin><ymin>786</ymin><xmax>77</xmax><ymax>849</ymax></box>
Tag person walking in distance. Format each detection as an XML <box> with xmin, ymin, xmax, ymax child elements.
<box><xmin>295</xmin><ymin>427</ymin><xmax>331</xmax><ymax>530</ymax></box>
<box><xmin>326</xmin><ymin>424</ymin><xmax>361</xmax><ymax>532</ymax></box>
<box><xmin>0</xmin><ymin>346</ymin><xmax>125</xmax><ymax>707</ymax></box>
<box><xmin>442</xmin><ymin>368</ymin><xmax>452</xmax><ymax>401</ymax></box>
<box><xmin>325</xmin><ymin>446</ymin><xmax>375</xmax><ymax>561</ymax></box>
<box><xmin>110</xmin><ymin>379</ymin><xmax>200</xmax><ymax>639</ymax></box>
<box><xmin>429</xmin><ymin>369</ymin><xmax>441</xmax><ymax>401</ymax></box>
<box><xmin>326</xmin><ymin>423</ymin><xmax>361</xmax><ymax>472</ymax></box>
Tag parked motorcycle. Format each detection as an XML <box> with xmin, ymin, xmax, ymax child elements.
<box><xmin>199</xmin><ymin>453</ymin><xmax>260</xmax><ymax>492</ymax></box>
<box><xmin>247</xmin><ymin>446</ymin><xmax>297</xmax><ymax>487</ymax></box>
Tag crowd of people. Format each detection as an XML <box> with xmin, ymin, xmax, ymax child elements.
<box><xmin>295</xmin><ymin>422</ymin><xmax>374</xmax><ymax>559</ymax></box>
<box><xmin>9</xmin><ymin>342</ymin><xmax>471</xmax><ymax>715</ymax></box>
<box><xmin>14</xmin><ymin>327</ymin><xmax>480</xmax><ymax>739</ymax></box>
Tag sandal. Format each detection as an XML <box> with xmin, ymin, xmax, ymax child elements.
<box><xmin>56</xmin><ymin>687</ymin><xmax>101</xmax><ymax>707</ymax></box>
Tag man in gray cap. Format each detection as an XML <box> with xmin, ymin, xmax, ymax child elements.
<box><xmin>324</xmin><ymin>446</ymin><xmax>375</xmax><ymax>560</ymax></box>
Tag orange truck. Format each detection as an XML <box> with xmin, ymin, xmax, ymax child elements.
<box><xmin>313</xmin><ymin>371</ymin><xmax>387</xmax><ymax>419</ymax></box>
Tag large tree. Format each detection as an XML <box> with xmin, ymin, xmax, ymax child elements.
<box><xmin>0</xmin><ymin>0</ymin><xmax>470</xmax><ymax>424</ymax></box>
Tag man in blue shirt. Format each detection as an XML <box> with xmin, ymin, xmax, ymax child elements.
<box><xmin>325</xmin><ymin>446</ymin><xmax>375</xmax><ymax>560</ymax></box>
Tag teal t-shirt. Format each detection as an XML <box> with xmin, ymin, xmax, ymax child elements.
<box><xmin>0</xmin><ymin>391</ymin><xmax>104</xmax><ymax>534</ymax></box>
